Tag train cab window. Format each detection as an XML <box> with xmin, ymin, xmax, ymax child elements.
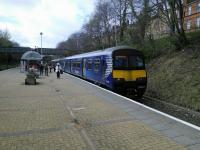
<box><xmin>94</xmin><ymin>59</ymin><xmax>100</xmax><ymax>72</ymax></box>
<box><xmin>114</xmin><ymin>56</ymin><xmax>128</xmax><ymax>68</ymax></box>
<box><xmin>129</xmin><ymin>55</ymin><xmax>144</xmax><ymax>69</ymax></box>
<box><xmin>87</xmin><ymin>59</ymin><xmax>93</xmax><ymax>70</ymax></box>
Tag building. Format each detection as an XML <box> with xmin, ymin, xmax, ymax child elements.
<box><xmin>146</xmin><ymin>1</ymin><xmax>200</xmax><ymax>39</ymax></box>
<box><xmin>184</xmin><ymin>0</ymin><xmax>200</xmax><ymax>31</ymax></box>
<box><xmin>146</xmin><ymin>18</ymin><xmax>170</xmax><ymax>39</ymax></box>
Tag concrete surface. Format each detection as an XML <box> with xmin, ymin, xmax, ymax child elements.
<box><xmin>0</xmin><ymin>68</ymin><xmax>199</xmax><ymax>150</ymax></box>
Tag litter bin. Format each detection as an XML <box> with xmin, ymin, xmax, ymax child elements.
<box><xmin>25</xmin><ymin>69</ymin><xmax>37</xmax><ymax>85</ymax></box>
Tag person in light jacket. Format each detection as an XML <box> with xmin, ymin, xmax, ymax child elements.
<box><xmin>55</xmin><ymin>63</ymin><xmax>61</xmax><ymax>78</ymax></box>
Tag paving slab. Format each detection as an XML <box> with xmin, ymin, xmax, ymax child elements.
<box><xmin>0</xmin><ymin>68</ymin><xmax>199</xmax><ymax>149</ymax></box>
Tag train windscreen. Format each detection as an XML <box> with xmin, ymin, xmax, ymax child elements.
<box><xmin>113</xmin><ymin>55</ymin><xmax>144</xmax><ymax>70</ymax></box>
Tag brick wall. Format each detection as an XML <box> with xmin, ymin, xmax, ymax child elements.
<box><xmin>184</xmin><ymin>0</ymin><xmax>200</xmax><ymax>31</ymax></box>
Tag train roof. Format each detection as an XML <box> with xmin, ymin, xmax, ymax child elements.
<box><xmin>64</xmin><ymin>46</ymin><xmax>138</xmax><ymax>60</ymax></box>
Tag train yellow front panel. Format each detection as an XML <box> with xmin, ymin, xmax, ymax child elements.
<box><xmin>112</xmin><ymin>70</ymin><xmax>146</xmax><ymax>81</ymax></box>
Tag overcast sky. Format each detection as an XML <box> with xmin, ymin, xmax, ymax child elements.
<box><xmin>0</xmin><ymin>0</ymin><xmax>96</xmax><ymax>48</ymax></box>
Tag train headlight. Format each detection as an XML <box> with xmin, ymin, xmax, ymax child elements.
<box><xmin>114</xmin><ymin>78</ymin><xmax>125</xmax><ymax>81</ymax></box>
<box><xmin>136</xmin><ymin>77</ymin><xmax>146</xmax><ymax>81</ymax></box>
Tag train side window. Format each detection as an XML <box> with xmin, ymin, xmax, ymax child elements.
<box><xmin>77</xmin><ymin>62</ymin><xmax>81</xmax><ymax>68</ymax></box>
<box><xmin>94</xmin><ymin>59</ymin><xmax>100</xmax><ymax>72</ymax></box>
<box><xmin>72</xmin><ymin>61</ymin><xmax>81</xmax><ymax>68</ymax></box>
<box><xmin>68</xmin><ymin>61</ymin><xmax>70</xmax><ymax>68</ymax></box>
<box><xmin>87</xmin><ymin>59</ymin><xmax>93</xmax><ymax>70</ymax></box>
<box><xmin>72</xmin><ymin>62</ymin><xmax>76</xmax><ymax>68</ymax></box>
<box><xmin>72</xmin><ymin>62</ymin><xmax>75</xmax><ymax>68</ymax></box>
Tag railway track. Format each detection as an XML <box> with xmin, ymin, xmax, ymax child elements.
<box><xmin>133</xmin><ymin>95</ymin><xmax>200</xmax><ymax>127</ymax></box>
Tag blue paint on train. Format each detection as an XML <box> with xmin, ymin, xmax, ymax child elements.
<box><xmin>61</xmin><ymin>53</ymin><xmax>114</xmax><ymax>89</ymax></box>
<box><xmin>52</xmin><ymin>46</ymin><xmax>147</xmax><ymax>97</ymax></box>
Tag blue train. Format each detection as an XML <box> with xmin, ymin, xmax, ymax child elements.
<box><xmin>54</xmin><ymin>46</ymin><xmax>147</xmax><ymax>98</ymax></box>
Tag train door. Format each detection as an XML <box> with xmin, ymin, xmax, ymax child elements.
<box><xmin>83</xmin><ymin>58</ymin><xmax>87</xmax><ymax>78</ymax></box>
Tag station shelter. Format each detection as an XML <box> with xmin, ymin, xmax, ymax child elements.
<box><xmin>20</xmin><ymin>51</ymin><xmax>43</xmax><ymax>73</ymax></box>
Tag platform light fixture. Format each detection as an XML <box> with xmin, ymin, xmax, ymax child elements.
<box><xmin>40</xmin><ymin>32</ymin><xmax>43</xmax><ymax>55</ymax></box>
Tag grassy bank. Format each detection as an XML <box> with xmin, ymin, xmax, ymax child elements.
<box><xmin>142</xmin><ymin>31</ymin><xmax>200</xmax><ymax>112</ymax></box>
<box><xmin>146</xmin><ymin>50</ymin><xmax>200</xmax><ymax>111</ymax></box>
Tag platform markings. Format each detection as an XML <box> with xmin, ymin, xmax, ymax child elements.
<box><xmin>66</xmin><ymin>73</ymin><xmax>200</xmax><ymax>131</ymax></box>
<box><xmin>72</xmin><ymin>107</ymin><xmax>86</xmax><ymax>111</ymax></box>
<box><xmin>58</xmin><ymin>90</ymin><xmax>97</xmax><ymax>150</ymax></box>
<box><xmin>0</xmin><ymin>124</ymin><xmax>74</xmax><ymax>138</ymax></box>
<box><xmin>80</xmin><ymin>129</ymin><xmax>96</xmax><ymax>150</ymax></box>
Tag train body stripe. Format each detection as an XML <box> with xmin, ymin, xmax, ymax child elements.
<box><xmin>112</xmin><ymin>70</ymin><xmax>146</xmax><ymax>81</ymax></box>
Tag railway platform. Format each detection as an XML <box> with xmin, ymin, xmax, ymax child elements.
<box><xmin>0</xmin><ymin>68</ymin><xmax>199</xmax><ymax>150</ymax></box>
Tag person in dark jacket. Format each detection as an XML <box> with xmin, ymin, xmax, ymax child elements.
<box><xmin>40</xmin><ymin>64</ymin><xmax>44</xmax><ymax>76</ymax></box>
<box><xmin>45</xmin><ymin>63</ymin><xmax>48</xmax><ymax>76</ymax></box>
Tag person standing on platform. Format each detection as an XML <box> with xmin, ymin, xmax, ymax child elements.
<box><xmin>53</xmin><ymin>65</ymin><xmax>56</xmax><ymax>72</ymax></box>
<box><xmin>49</xmin><ymin>64</ymin><xmax>52</xmax><ymax>73</ymax></box>
<box><xmin>45</xmin><ymin>63</ymin><xmax>48</xmax><ymax>76</ymax></box>
<box><xmin>40</xmin><ymin>64</ymin><xmax>44</xmax><ymax>76</ymax></box>
<box><xmin>55</xmin><ymin>63</ymin><xmax>61</xmax><ymax>79</ymax></box>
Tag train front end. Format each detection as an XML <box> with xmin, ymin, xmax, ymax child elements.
<box><xmin>112</xmin><ymin>49</ymin><xmax>147</xmax><ymax>98</ymax></box>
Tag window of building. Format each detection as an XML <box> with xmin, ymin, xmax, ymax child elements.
<box><xmin>187</xmin><ymin>20</ymin><xmax>191</xmax><ymax>29</ymax></box>
<box><xmin>197</xmin><ymin>17</ymin><xmax>200</xmax><ymax>28</ymax></box>
<box><xmin>188</xmin><ymin>6</ymin><xmax>192</xmax><ymax>15</ymax></box>
<box><xmin>198</xmin><ymin>3</ymin><xmax>200</xmax><ymax>13</ymax></box>
<box><xmin>187</xmin><ymin>0</ymin><xmax>196</xmax><ymax>4</ymax></box>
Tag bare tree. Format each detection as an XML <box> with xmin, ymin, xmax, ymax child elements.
<box><xmin>154</xmin><ymin>0</ymin><xmax>188</xmax><ymax>48</ymax></box>
<box><xmin>129</xmin><ymin>0</ymin><xmax>154</xmax><ymax>44</ymax></box>
<box><xmin>111</xmin><ymin>0</ymin><xmax>129</xmax><ymax>42</ymax></box>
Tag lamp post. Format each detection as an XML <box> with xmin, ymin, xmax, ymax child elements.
<box><xmin>40</xmin><ymin>32</ymin><xmax>43</xmax><ymax>55</ymax></box>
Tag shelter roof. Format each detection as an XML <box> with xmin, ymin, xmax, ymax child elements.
<box><xmin>21</xmin><ymin>51</ymin><xmax>42</xmax><ymax>60</ymax></box>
